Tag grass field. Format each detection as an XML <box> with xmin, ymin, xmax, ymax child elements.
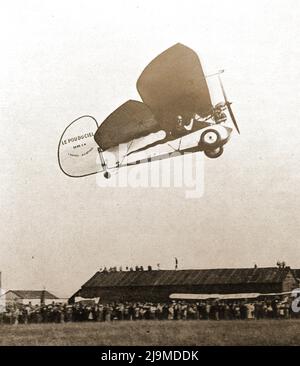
<box><xmin>0</xmin><ymin>320</ymin><xmax>299</xmax><ymax>346</ymax></box>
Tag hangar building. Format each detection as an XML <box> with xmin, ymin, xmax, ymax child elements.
<box><xmin>70</xmin><ymin>266</ymin><xmax>299</xmax><ymax>303</ymax></box>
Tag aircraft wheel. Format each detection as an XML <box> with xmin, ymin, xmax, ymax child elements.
<box><xmin>104</xmin><ymin>171</ymin><xmax>111</xmax><ymax>179</ymax></box>
<box><xmin>204</xmin><ymin>146</ymin><xmax>224</xmax><ymax>159</ymax></box>
<box><xmin>200</xmin><ymin>129</ymin><xmax>221</xmax><ymax>149</ymax></box>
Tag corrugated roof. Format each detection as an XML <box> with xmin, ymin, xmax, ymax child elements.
<box><xmin>82</xmin><ymin>267</ymin><xmax>292</xmax><ymax>288</ymax></box>
<box><xmin>6</xmin><ymin>290</ymin><xmax>58</xmax><ymax>299</ymax></box>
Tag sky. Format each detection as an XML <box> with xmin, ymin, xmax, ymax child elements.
<box><xmin>0</xmin><ymin>0</ymin><xmax>300</xmax><ymax>297</ymax></box>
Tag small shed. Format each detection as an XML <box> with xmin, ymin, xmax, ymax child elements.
<box><xmin>2</xmin><ymin>290</ymin><xmax>58</xmax><ymax>306</ymax></box>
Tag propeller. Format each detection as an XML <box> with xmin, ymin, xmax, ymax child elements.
<box><xmin>217</xmin><ymin>72</ymin><xmax>240</xmax><ymax>134</ymax></box>
<box><xmin>226</xmin><ymin>101</ymin><xmax>240</xmax><ymax>134</ymax></box>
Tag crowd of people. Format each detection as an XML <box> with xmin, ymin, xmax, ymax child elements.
<box><xmin>0</xmin><ymin>297</ymin><xmax>298</xmax><ymax>325</ymax></box>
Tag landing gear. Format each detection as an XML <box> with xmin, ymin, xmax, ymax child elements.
<box><xmin>204</xmin><ymin>146</ymin><xmax>224</xmax><ymax>159</ymax></box>
<box><xmin>98</xmin><ymin>148</ymin><xmax>111</xmax><ymax>179</ymax></box>
<box><xmin>200</xmin><ymin>128</ymin><xmax>224</xmax><ymax>158</ymax></box>
<box><xmin>200</xmin><ymin>129</ymin><xmax>221</xmax><ymax>149</ymax></box>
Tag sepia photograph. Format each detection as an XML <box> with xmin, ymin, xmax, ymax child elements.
<box><xmin>1</xmin><ymin>0</ymin><xmax>300</xmax><ymax>353</ymax></box>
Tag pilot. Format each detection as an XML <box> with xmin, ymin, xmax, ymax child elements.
<box><xmin>175</xmin><ymin>115</ymin><xmax>184</xmax><ymax>132</ymax></box>
<box><xmin>173</xmin><ymin>114</ymin><xmax>194</xmax><ymax>134</ymax></box>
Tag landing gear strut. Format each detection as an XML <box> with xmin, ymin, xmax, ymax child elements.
<box><xmin>98</xmin><ymin>148</ymin><xmax>111</xmax><ymax>179</ymax></box>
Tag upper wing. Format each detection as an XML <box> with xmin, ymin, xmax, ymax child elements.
<box><xmin>137</xmin><ymin>43</ymin><xmax>213</xmax><ymax>131</ymax></box>
<box><xmin>94</xmin><ymin>100</ymin><xmax>159</xmax><ymax>150</ymax></box>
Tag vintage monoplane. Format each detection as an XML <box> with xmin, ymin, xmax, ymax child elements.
<box><xmin>58</xmin><ymin>43</ymin><xmax>240</xmax><ymax>178</ymax></box>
